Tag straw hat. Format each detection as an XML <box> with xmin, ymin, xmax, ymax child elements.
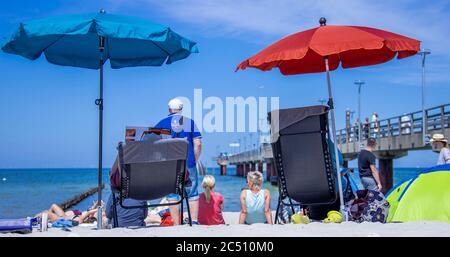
<box><xmin>430</xmin><ymin>133</ymin><xmax>448</xmax><ymax>143</ymax></box>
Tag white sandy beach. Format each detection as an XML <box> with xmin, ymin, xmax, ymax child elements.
<box><xmin>2</xmin><ymin>212</ymin><xmax>449</xmax><ymax>237</ymax></box>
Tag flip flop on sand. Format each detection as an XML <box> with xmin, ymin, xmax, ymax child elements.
<box><xmin>323</xmin><ymin>211</ymin><xmax>343</xmax><ymax>223</ymax></box>
<box><xmin>291</xmin><ymin>213</ymin><xmax>310</xmax><ymax>224</ymax></box>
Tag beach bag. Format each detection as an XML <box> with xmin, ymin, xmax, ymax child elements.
<box><xmin>346</xmin><ymin>189</ymin><xmax>390</xmax><ymax>223</ymax></box>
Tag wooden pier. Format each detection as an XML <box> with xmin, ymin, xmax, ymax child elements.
<box><xmin>221</xmin><ymin>103</ymin><xmax>450</xmax><ymax>192</ymax></box>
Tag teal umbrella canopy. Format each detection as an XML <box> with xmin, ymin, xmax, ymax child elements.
<box><xmin>1</xmin><ymin>11</ymin><xmax>199</xmax><ymax>228</ymax></box>
<box><xmin>1</xmin><ymin>11</ymin><xmax>199</xmax><ymax>69</ymax></box>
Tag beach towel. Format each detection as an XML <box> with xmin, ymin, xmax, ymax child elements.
<box><xmin>0</xmin><ymin>218</ymin><xmax>35</xmax><ymax>234</ymax></box>
<box><xmin>346</xmin><ymin>189</ymin><xmax>390</xmax><ymax>223</ymax></box>
<box><xmin>51</xmin><ymin>218</ymin><xmax>77</xmax><ymax>228</ymax></box>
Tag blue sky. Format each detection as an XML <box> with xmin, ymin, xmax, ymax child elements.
<box><xmin>0</xmin><ymin>0</ymin><xmax>449</xmax><ymax>168</ymax></box>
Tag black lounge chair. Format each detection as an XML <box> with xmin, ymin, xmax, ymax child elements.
<box><xmin>268</xmin><ymin>105</ymin><xmax>338</xmax><ymax>223</ymax></box>
<box><xmin>111</xmin><ymin>137</ymin><xmax>192</xmax><ymax>227</ymax></box>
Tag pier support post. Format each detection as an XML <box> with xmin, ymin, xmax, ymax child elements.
<box><xmin>245</xmin><ymin>163</ymin><xmax>251</xmax><ymax>177</ymax></box>
<box><xmin>236</xmin><ymin>164</ymin><xmax>243</xmax><ymax>177</ymax></box>
<box><xmin>267</xmin><ymin>160</ymin><xmax>278</xmax><ymax>185</ymax></box>
<box><xmin>343</xmin><ymin>160</ymin><xmax>348</xmax><ymax>168</ymax></box>
<box><xmin>266</xmin><ymin>162</ymin><xmax>274</xmax><ymax>182</ymax></box>
<box><xmin>376</xmin><ymin>150</ymin><xmax>407</xmax><ymax>194</ymax></box>
<box><xmin>258</xmin><ymin>162</ymin><xmax>263</xmax><ymax>173</ymax></box>
<box><xmin>220</xmin><ymin>165</ymin><xmax>227</xmax><ymax>176</ymax></box>
<box><xmin>379</xmin><ymin>159</ymin><xmax>393</xmax><ymax>194</ymax></box>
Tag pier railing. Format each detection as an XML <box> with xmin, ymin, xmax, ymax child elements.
<box><xmin>336</xmin><ymin>103</ymin><xmax>450</xmax><ymax>146</ymax></box>
<box><xmin>226</xmin><ymin>103</ymin><xmax>450</xmax><ymax>165</ymax></box>
<box><xmin>227</xmin><ymin>143</ymin><xmax>273</xmax><ymax>165</ymax></box>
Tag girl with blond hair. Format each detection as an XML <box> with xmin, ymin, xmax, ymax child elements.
<box><xmin>198</xmin><ymin>175</ymin><xmax>225</xmax><ymax>225</ymax></box>
<box><xmin>239</xmin><ymin>171</ymin><xmax>273</xmax><ymax>224</ymax></box>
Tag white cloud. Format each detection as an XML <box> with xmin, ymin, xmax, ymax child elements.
<box><xmin>111</xmin><ymin>0</ymin><xmax>449</xmax><ymax>85</ymax></box>
<box><xmin>359</xmin><ymin>59</ymin><xmax>450</xmax><ymax>86</ymax></box>
<box><xmin>120</xmin><ymin>0</ymin><xmax>450</xmax><ymax>56</ymax></box>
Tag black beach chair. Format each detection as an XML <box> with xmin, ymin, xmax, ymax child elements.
<box><xmin>112</xmin><ymin>137</ymin><xmax>192</xmax><ymax>227</ymax></box>
<box><xmin>268</xmin><ymin>105</ymin><xmax>338</xmax><ymax>223</ymax></box>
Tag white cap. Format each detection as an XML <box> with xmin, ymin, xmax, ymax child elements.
<box><xmin>168</xmin><ymin>98</ymin><xmax>183</xmax><ymax>110</ymax></box>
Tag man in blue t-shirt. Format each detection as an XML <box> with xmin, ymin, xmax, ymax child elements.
<box><xmin>154</xmin><ymin>98</ymin><xmax>202</xmax><ymax>225</ymax></box>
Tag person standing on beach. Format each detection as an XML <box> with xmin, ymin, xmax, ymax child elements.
<box><xmin>358</xmin><ymin>138</ymin><xmax>382</xmax><ymax>192</ymax></box>
<box><xmin>155</xmin><ymin>98</ymin><xmax>202</xmax><ymax>225</ymax></box>
<box><xmin>430</xmin><ymin>134</ymin><xmax>450</xmax><ymax>165</ymax></box>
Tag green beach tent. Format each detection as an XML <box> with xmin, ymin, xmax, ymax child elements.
<box><xmin>386</xmin><ymin>164</ymin><xmax>450</xmax><ymax>222</ymax></box>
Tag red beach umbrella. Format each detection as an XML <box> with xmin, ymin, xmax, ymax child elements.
<box><xmin>237</xmin><ymin>18</ymin><xmax>420</xmax><ymax>74</ymax></box>
<box><xmin>236</xmin><ymin>17</ymin><xmax>420</xmax><ymax>216</ymax></box>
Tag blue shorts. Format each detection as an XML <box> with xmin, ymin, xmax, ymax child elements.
<box><xmin>167</xmin><ymin>166</ymin><xmax>199</xmax><ymax>201</ymax></box>
<box><xmin>360</xmin><ymin>176</ymin><xmax>378</xmax><ymax>191</ymax></box>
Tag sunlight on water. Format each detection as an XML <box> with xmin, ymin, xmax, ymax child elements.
<box><xmin>0</xmin><ymin>167</ymin><xmax>423</xmax><ymax>218</ymax></box>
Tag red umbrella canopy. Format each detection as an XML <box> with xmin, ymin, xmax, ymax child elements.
<box><xmin>236</xmin><ymin>19</ymin><xmax>420</xmax><ymax>75</ymax></box>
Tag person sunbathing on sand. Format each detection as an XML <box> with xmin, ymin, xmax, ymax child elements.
<box><xmin>239</xmin><ymin>171</ymin><xmax>273</xmax><ymax>225</ymax></box>
<box><xmin>36</xmin><ymin>200</ymin><xmax>105</xmax><ymax>224</ymax></box>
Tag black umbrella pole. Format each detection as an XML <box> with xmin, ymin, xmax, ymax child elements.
<box><xmin>96</xmin><ymin>36</ymin><xmax>105</xmax><ymax>229</ymax></box>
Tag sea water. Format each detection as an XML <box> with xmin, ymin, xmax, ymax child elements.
<box><xmin>0</xmin><ymin>167</ymin><xmax>423</xmax><ymax>218</ymax></box>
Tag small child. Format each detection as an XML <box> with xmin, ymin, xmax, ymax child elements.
<box><xmin>198</xmin><ymin>175</ymin><xmax>225</xmax><ymax>225</ymax></box>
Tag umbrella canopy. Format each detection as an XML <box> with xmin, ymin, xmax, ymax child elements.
<box><xmin>236</xmin><ymin>17</ymin><xmax>420</xmax><ymax>218</ymax></box>
<box><xmin>386</xmin><ymin>164</ymin><xmax>450</xmax><ymax>222</ymax></box>
<box><xmin>2</xmin><ymin>11</ymin><xmax>199</xmax><ymax>68</ymax></box>
<box><xmin>237</xmin><ymin>20</ymin><xmax>419</xmax><ymax>74</ymax></box>
<box><xmin>2</xmin><ymin>11</ymin><xmax>198</xmax><ymax>229</ymax></box>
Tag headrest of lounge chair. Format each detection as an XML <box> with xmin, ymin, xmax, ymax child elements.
<box><xmin>120</xmin><ymin>138</ymin><xmax>188</xmax><ymax>164</ymax></box>
<box><xmin>268</xmin><ymin>105</ymin><xmax>329</xmax><ymax>142</ymax></box>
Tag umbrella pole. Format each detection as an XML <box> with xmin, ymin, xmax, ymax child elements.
<box><xmin>324</xmin><ymin>57</ymin><xmax>346</xmax><ymax>220</ymax></box>
<box><xmin>96</xmin><ymin>36</ymin><xmax>105</xmax><ymax>229</ymax></box>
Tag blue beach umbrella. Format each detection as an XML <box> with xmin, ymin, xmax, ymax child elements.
<box><xmin>2</xmin><ymin>10</ymin><xmax>198</xmax><ymax>228</ymax></box>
